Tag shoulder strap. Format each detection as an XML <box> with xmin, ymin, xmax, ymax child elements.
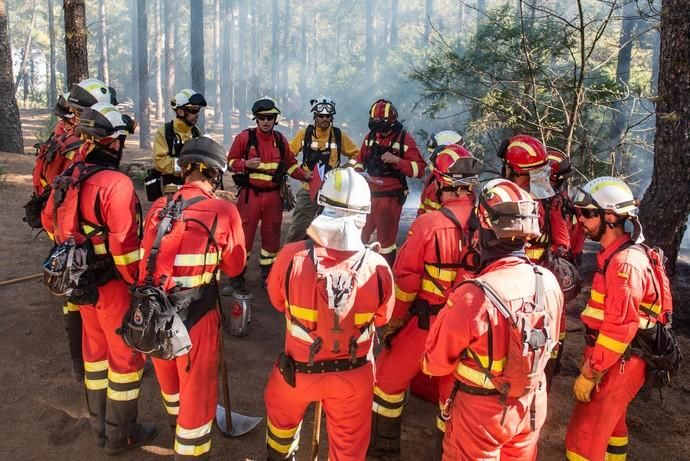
<box><xmin>303</xmin><ymin>125</ymin><xmax>314</xmax><ymax>151</ymax></box>
<box><xmin>164</xmin><ymin>121</ymin><xmax>176</xmax><ymax>157</ymax></box>
<box><xmin>274</xmin><ymin>131</ymin><xmax>287</xmax><ymax>160</ymax></box>
<box><xmin>191</xmin><ymin>125</ymin><xmax>201</xmax><ymax>138</ymax></box>
<box><xmin>333</xmin><ymin>126</ymin><xmax>342</xmax><ymax>157</ymax></box>
<box><xmin>601</xmin><ymin>241</ymin><xmax>635</xmax><ymax>276</ymax></box>
<box><xmin>245</xmin><ymin>128</ymin><xmax>258</xmax><ymax>160</ymax></box>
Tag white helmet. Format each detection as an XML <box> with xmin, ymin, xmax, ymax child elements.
<box><xmin>572</xmin><ymin>176</ymin><xmax>638</xmax><ymax>216</ymax></box>
<box><xmin>77</xmin><ymin>102</ymin><xmax>136</xmax><ymax>141</ymax></box>
<box><xmin>310</xmin><ymin>96</ymin><xmax>336</xmax><ymax>115</ymax></box>
<box><xmin>317</xmin><ymin>168</ymin><xmax>370</xmax><ymax>214</ymax></box>
<box><xmin>427</xmin><ymin>130</ymin><xmax>464</xmax><ymax>153</ymax></box>
<box><xmin>68</xmin><ymin>78</ymin><xmax>116</xmax><ymax>111</ymax></box>
<box><xmin>171</xmin><ymin>88</ymin><xmax>207</xmax><ymax>109</ymax></box>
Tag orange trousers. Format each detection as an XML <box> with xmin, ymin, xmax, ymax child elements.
<box><xmin>265</xmin><ymin>362</ymin><xmax>374</xmax><ymax>461</ymax></box>
<box><xmin>565</xmin><ymin>354</ymin><xmax>645</xmax><ymax>461</ymax></box>
<box><xmin>236</xmin><ymin>188</ymin><xmax>282</xmax><ymax>272</ymax></box>
<box><xmin>442</xmin><ymin>383</ymin><xmax>547</xmax><ymax>461</ymax></box>
<box><xmin>362</xmin><ymin>194</ymin><xmax>403</xmax><ymax>265</ymax></box>
<box><xmin>80</xmin><ymin>278</ymin><xmax>145</xmax><ymax>442</ymax></box>
<box><xmin>152</xmin><ymin>310</ymin><xmax>220</xmax><ymax>460</ymax></box>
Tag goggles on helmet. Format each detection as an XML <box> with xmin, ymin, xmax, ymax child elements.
<box><xmin>312</xmin><ymin>102</ymin><xmax>335</xmax><ymax>115</ymax></box>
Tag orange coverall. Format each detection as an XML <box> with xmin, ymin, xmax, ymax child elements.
<box><xmin>417</xmin><ymin>175</ymin><xmax>441</xmax><ymax>216</ymax></box>
<box><xmin>142</xmin><ymin>183</ymin><xmax>246</xmax><ymax>460</ymax></box>
<box><xmin>264</xmin><ymin>241</ymin><xmax>394</xmax><ymax>461</ymax></box>
<box><xmin>565</xmin><ymin>235</ymin><xmax>662</xmax><ymax>461</ymax></box>
<box><xmin>424</xmin><ymin>257</ymin><xmax>563</xmax><ymax>460</ymax></box>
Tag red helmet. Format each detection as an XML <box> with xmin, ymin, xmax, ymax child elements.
<box><xmin>546</xmin><ymin>148</ymin><xmax>573</xmax><ymax>184</ymax></box>
<box><xmin>503</xmin><ymin>135</ymin><xmax>548</xmax><ymax>174</ymax></box>
<box><xmin>478</xmin><ymin>178</ymin><xmax>540</xmax><ymax>240</ymax></box>
<box><xmin>433</xmin><ymin>144</ymin><xmax>481</xmax><ymax>188</ymax></box>
<box><xmin>368</xmin><ymin>99</ymin><xmax>398</xmax><ymax>123</ymax></box>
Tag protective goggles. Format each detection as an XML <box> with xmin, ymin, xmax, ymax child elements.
<box><xmin>257</xmin><ymin>114</ymin><xmax>277</xmax><ymax>121</ymax></box>
<box><xmin>574</xmin><ymin>207</ymin><xmax>599</xmax><ymax>219</ymax></box>
<box><xmin>184</xmin><ymin>107</ymin><xmax>202</xmax><ymax>114</ymax></box>
<box><xmin>312</xmin><ymin>103</ymin><xmax>335</xmax><ymax>115</ymax></box>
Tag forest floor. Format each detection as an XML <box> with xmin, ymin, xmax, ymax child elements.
<box><xmin>1</xmin><ymin>109</ymin><xmax>689</xmax><ymax>460</ymax></box>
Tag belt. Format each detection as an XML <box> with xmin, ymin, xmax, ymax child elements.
<box><xmin>455</xmin><ymin>380</ymin><xmax>501</xmax><ymax>396</ymax></box>
<box><xmin>294</xmin><ymin>356</ymin><xmax>369</xmax><ymax>374</ymax></box>
<box><xmin>371</xmin><ymin>189</ymin><xmax>404</xmax><ymax>198</ymax></box>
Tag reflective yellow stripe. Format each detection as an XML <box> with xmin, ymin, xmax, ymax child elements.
<box><xmin>258</xmin><ymin>162</ymin><xmax>280</xmax><ymax>170</ymax></box>
<box><xmin>424</xmin><ymin>265</ymin><xmax>456</xmax><ymax>282</ymax></box>
<box><xmin>411</xmin><ymin>162</ymin><xmax>419</xmax><ymax>177</ymax></box>
<box><xmin>467</xmin><ymin>352</ymin><xmax>506</xmax><ymax>373</ymax></box>
<box><xmin>84</xmin><ymin>360</ymin><xmax>108</xmax><ymax>372</ymax></box>
<box><xmin>228</xmin><ymin>159</ymin><xmax>240</xmax><ymax>168</ymax></box>
<box><xmin>617</xmin><ymin>272</ymin><xmax>629</xmax><ymax>279</ymax></box>
<box><xmin>93</xmin><ymin>243</ymin><xmax>107</xmax><ymax>255</ymax></box>
<box><xmin>112</xmin><ymin>248</ymin><xmax>141</xmax><ymax>266</ymax></box>
<box><xmin>109</xmin><ymin>369</ymin><xmax>143</xmax><ymax>384</ymax></box>
<box><xmin>267</xmin><ymin>419</ymin><xmax>300</xmax><ymax>439</ymax></box>
<box><xmin>526</xmin><ymin>247</ymin><xmax>545</xmax><ymax>260</ymax></box>
<box><xmin>436</xmin><ymin>416</ymin><xmax>446</xmax><ymax>432</ymax></box>
<box><xmin>596</xmin><ymin>333</ymin><xmax>629</xmax><ymax>354</ymax></box>
<box><xmin>456</xmin><ymin>363</ymin><xmax>495</xmax><ymax>389</ymax></box>
<box><xmin>423</xmin><ymin>198</ymin><xmax>441</xmax><ymax>210</ymax></box>
<box><xmin>287</xmin><ymin>164</ymin><xmax>299</xmax><ymax>174</ymax></box>
<box><xmin>261</xmin><ymin>249</ymin><xmax>277</xmax><ymax>257</ymax></box>
<box><xmin>380</xmin><ymin>244</ymin><xmax>396</xmax><ymax>255</ymax></box>
<box><xmin>267</xmin><ymin>435</ymin><xmax>298</xmax><ymax>454</ymax></box>
<box><xmin>85</xmin><ymin>378</ymin><xmax>108</xmax><ymax>390</ymax></box>
<box><xmin>566</xmin><ymin>449</ymin><xmax>589</xmax><ymax>461</ymax></box>
<box><xmin>605</xmin><ymin>454</ymin><xmax>626</xmax><ymax>461</ymax></box>
<box><xmin>582</xmin><ymin>305</ymin><xmax>604</xmax><ymax>321</ymax></box>
<box><xmin>355</xmin><ymin>312</ymin><xmax>374</xmax><ymax>325</ymax></box>
<box><xmin>421</xmin><ymin>279</ymin><xmax>444</xmax><ymax>297</ymax></box>
<box><xmin>608</xmin><ymin>436</ymin><xmax>628</xmax><ymax>447</ymax></box>
<box><xmin>640</xmin><ymin>301</ymin><xmax>662</xmax><ymax>315</ymax></box>
<box><xmin>107</xmin><ymin>387</ymin><xmax>140</xmax><ymax>401</ymax></box>
<box><xmin>172</xmin><ymin>272</ymin><xmax>216</xmax><ymax>288</ymax></box>
<box><xmin>174</xmin><ymin>440</ymin><xmax>211</xmax><ymax>457</ymax></box>
<box><xmin>374</xmin><ymin>386</ymin><xmax>406</xmax><ymax>404</ymax></box>
<box><xmin>249</xmin><ymin>173</ymin><xmax>274</xmax><ymax>181</ymax></box>
<box><xmin>289</xmin><ymin>304</ymin><xmax>318</xmax><ymax>322</ymax></box>
<box><xmin>177</xmin><ymin>421</ymin><xmax>213</xmax><ymax>439</ymax></box>
<box><xmin>65</xmin><ymin>302</ymin><xmax>80</xmax><ymax>312</ymax></box>
<box><xmin>46</xmin><ymin>231</ymin><xmax>55</xmax><ymax>241</ymax></box>
<box><xmin>559</xmin><ymin>331</ymin><xmax>567</xmax><ymax>340</ymax></box>
<box><xmin>591</xmin><ymin>289</ymin><xmax>605</xmax><ymax>304</ymax></box>
<box><xmin>40</xmin><ymin>177</ymin><xmax>48</xmax><ymax>186</ymax></box>
<box><xmin>372</xmin><ymin>402</ymin><xmax>404</xmax><ymax>418</ymax></box>
<box><xmin>174</xmin><ymin>253</ymin><xmax>219</xmax><ymax>266</ymax></box>
<box><xmin>395</xmin><ymin>286</ymin><xmax>416</xmax><ymax>302</ymax></box>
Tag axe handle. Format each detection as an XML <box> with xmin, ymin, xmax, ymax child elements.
<box><xmin>218</xmin><ymin>309</ymin><xmax>233</xmax><ymax>434</ymax></box>
<box><xmin>0</xmin><ymin>272</ymin><xmax>42</xmax><ymax>287</ymax></box>
<box><xmin>311</xmin><ymin>401</ymin><xmax>323</xmax><ymax>461</ymax></box>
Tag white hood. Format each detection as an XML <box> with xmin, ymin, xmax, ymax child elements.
<box><xmin>306</xmin><ymin>207</ymin><xmax>367</xmax><ymax>251</ymax></box>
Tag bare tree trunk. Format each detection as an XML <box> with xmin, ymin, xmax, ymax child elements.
<box><xmin>190</xmin><ymin>0</ymin><xmax>205</xmax><ymax>129</ymax></box>
<box><xmin>15</xmin><ymin>1</ymin><xmax>36</xmax><ymax>95</ymax></box>
<box><xmin>476</xmin><ymin>0</ymin><xmax>486</xmax><ymax>33</ymax></box>
<box><xmin>97</xmin><ymin>0</ymin><xmax>109</xmax><ymax>84</ymax></box>
<box><xmin>152</xmin><ymin>0</ymin><xmax>163</xmax><ymax>119</ymax></box>
<box><xmin>651</xmin><ymin>24</ymin><xmax>660</xmax><ymax>94</ymax></box>
<box><xmin>299</xmin><ymin>0</ymin><xmax>307</xmax><ymax>100</ymax></box>
<box><xmin>238</xmin><ymin>0</ymin><xmax>247</xmax><ymax>129</ymax></box>
<box><xmin>131</xmin><ymin>0</ymin><xmax>139</xmax><ymax>114</ymax></box>
<box><xmin>164</xmin><ymin>0</ymin><xmax>174</xmax><ymax>107</ymax></box>
<box><xmin>63</xmin><ymin>0</ymin><xmax>88</xmax><ymax>87</ymax></box>
<box><xmin>281</xmin><ymin>0</ymin><xmax>289</xmax><ymax>105</ymax></box>
<box><xmin>365</xmin><ymin>0</ymin><xmax>375</xmax><ymax>82</ymax></box>
<box><xmin>390</xmin><ymin>0</ymin><xmax>398</xmax><ymax>48</ymax></box>
<box><xmin>458</xmin><ymin>0</ymin><xmax>465</xmax><ymax>36</ymax></box>
<box><xmin>137</xmin><ymin>0</ymin><xmax>150</xmax><ymax>147</ymax></box>
<box><xmin>213</xmin><ymin>0</ymin><xmax>221</xmax><ymax>124</ymax></box>
<box><xmin>250</xmin><ymin>0</ymin><xmax>258</xmax><ymax>98</ymax></box>
<box><xmin>48</xmin><ymin>0</ymin><xmax>57</xmax><ymax>105</ymax></box>
<box><xmin>0</xmin><ymin>0</ymin><xmax>23</xmax><ymax>153</ymax></box>
<box><xmin>423</xmin><ymin>0</ymin><xmax>432</xmax><ymax>45</ymax></box>
<box><xmin>638</xmin><ymin>0</ymin><xmax>690</xmax><ymax>273</ymax></box>
<box><xmin>271</xmin><ymin>0</ymin><xmax>279</xmax><ymax>97</ymax></box>
<box><xmin>221</xmin><ymin>0</ymin><xmax>233</xmax><ymax>143</ymax></box>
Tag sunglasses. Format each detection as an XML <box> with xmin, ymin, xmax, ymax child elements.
<box><xmin>257</xmin><ymin>114</ymin><xmax>276</xmax><ymax>121</ymax></box>
<box><xmin>316</xmin><ymin>114</ymin><xmax>333</xmax><ymax>119</ymax></box>
<box><xmin>185</xmin><ymin>107</ymin><xmax>201</xmax><ymax>114</ymax></box>
<box><xmin>575</xmin><ymin>207</ymin><xmax>599</xmax><ymax>219</ymax></box>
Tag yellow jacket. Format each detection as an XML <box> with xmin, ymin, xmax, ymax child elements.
<box><xmin>152</xmin><ymin>118</ymin><xmax>200</xmax><ymax>175</ymax></box>
<box><xmin>289</xmin><ymin>124</ymin><xmax>359</xmax><ymax>190</ymax></box>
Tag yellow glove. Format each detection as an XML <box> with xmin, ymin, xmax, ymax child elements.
<box><xmin>573</xmin><ymin>373</ymin><xmax>597</xmax><ymax>403</ymax></box>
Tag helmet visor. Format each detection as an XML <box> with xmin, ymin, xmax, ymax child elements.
<box><xmin>313</xmin><ymin>102</ymin><xmax>335</xmax><ymax>115</ymax></box>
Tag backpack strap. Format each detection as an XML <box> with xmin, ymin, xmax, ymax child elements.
<box><xmin>303</xmin><ymin>125</ymin><xmax>314</xmax><ymax>153</ymax></box>
<box><xmin>333</xmin><ymin>126</ymin><xmax>342</xmax><ymax>159</ymax></box>
<box><xmin>245</xmin><ymin>128</ymin><xmax>258</xmax><ymax>159</ymax></box>
<box><xmin>191</xmin><ymin>125</ymin><xmax>201</xmax><ymax>138</ymax></box>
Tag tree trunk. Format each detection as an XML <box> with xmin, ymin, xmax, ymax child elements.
<box><xmin>250</xmin><ymin>0</ymin><xmax>258</xmax><ymax>98</ymax></box>
<box><xmin>130</xmin><ymin>0</ymin><xmax>139</xmax><ymax>114</ymax></box>
<box><xmin>152</xmin><ymin>0</ymin><xmax>163</xmax><ymax>119</ymax></box>
<box><xmin>15</xmin><ymin>0</ymin><xmax>36</xmax><ymax>97</ymax></box>
<box><xmin>638</xmin><ymin>0</ymin><xmax>690</xmax><ymax>273</ymax></box>
<box><xmin>651</xmin><ymin>24</ymin><xmax>660</xmax><ymax>94</ymax></box>
<box><xmin>63</xmin><ymin>0</ymin><xmax>88</xmax><ymax>87</ymax></box>
<box><xmin>97</xmin><ymin>0</ymin><xmax>109</xmax><ymax>84</ymax></box>
<box><xmin>423</xmin><ymin>0</ymin><xmax>432</xmax><ymax>45</ymax></box>
<box><xmin>390</xmin><ymin>0</ymin><xmax>398</xmax><ymax>48</ymax></box>
<box><xmin>213</xmin><ymin>0</ymin><xmax>221</xmax><ymax>124</ymax></box>
<box><xmin>221</xmin><ymin>0</ymin><xmax>233</xmax><ymax>143</ymax></box>
<box><xmin>190</xmin><ymin>0</ymin><xmax>205</xmax><ymax>129</ymax></box>
<box><xmin>237</xmin><ymin>0</ymin><xmax>247</xmax><ymax>130</ymax></box>
<box><xmin>48</xmin><ymin>0</ymin><xmax>57</xmax><ymax>106</ymax></box>
<box><xmin>271</xmin><ymin>0</ymin><xmax>279</xmax><ymax>97</ymax></box>
<box><xmin>164</xmin><ymin>0</ymin><xmax>174</xmax><ymax>108</ymax></box>
<box><xmin>299</xmin><ymin>0</ymin><xmax>307</xmax><ymax>100</ymax></box>
<box><xmin>0</xmin><ymin>0</ymin><xmax>24</xmax><ymax>153</ymax></box>
<box><xmin>476</xmin><ymin>0</ymin><xmax>486</xmax><ymax>33</ymax></box>
<box><xmin>365</xmin><ymin>0</ymin><xmax>375</xmax><ymax>82</ymax></box>
<box><xmin>281</xmin><ymin>0</ymin><xmax>289</xmax><ymax>105</ymax></box>
<box><xmin>136</xmin><ymin>0</ymin><xmax>150</xmax><ymax>147</ymax></box>
<box><xmin>458</xmin><ymin>0</ymin><xmax>465</xmax><ymax>36</ymax></box>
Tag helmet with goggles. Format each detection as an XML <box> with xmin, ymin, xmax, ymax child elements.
<box><xmin>433</xmin><ymin>144</ymin><xmax>482</xmax><ymax>189</ymax></box>
<box><xmin>572</xmin><ymin>176</ymin><xmax>638</xmax><ymax>217</ymax></box>
<box><xmin>76</xmin><ymin>103</ymin><xmax>136</xmax><ymax>141</ymax></box>
<box><xmin>310</xmin><ymin>97</ymin><xmax>336</xmax><ymax>115</ymax></box>
<box><xmin>171</xmin><ymin>89</ymin><xmax>207</xmax><ymax>110</ymax></box>
<box><xmin>368</xmin><ymin>99</ymin><xmax>400</xmax><ymax>133</ymax></box>
<box><xmin>478</xmin><ymin>178</ymin><xmax>541</xmax><ymax>240</ymax></box>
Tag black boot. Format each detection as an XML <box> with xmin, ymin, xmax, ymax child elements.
<box><xmin>104</xmin><ymin>422</ymin><xmax>158</xmax><ymax>455</ymax></box>
<box><xmin>222</xmin><ymin>270</ymin><xmax>246</xmax><ymax>295</ymax></box>
<box><xmin>65</xmin><ymin>309</ymin><xmax>84</xmax><ymax>382</ymax></box>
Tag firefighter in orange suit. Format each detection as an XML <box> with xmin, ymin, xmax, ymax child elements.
<box><xmin>142</xmin><ymin>137</ymin><xmax>246</xmax><ymax>460</ymax></box>
<box><xmin>369</xmin><ymin>145</ymin><xmax>482</xmax><ymax>457</ymax></box>
<box><xmin>264</xmin><ymin>168</ymin><xmax>394</xmax><ymax>461</ymax></box>
<box><xmin>356</xmin><ymin>99</ymin><xmax>426</xmax><ymax>266</ymax></box>
<box><xmin>227</xmin><ymin>97</ymin><xmax>310</xmax><ymax>287</ymax></box>
<box><xmin>500</xmin><ymin>135</ymin><xmax>572</xmax><ymax>385</ymax></box>
<box><xmin>565</xmin><ymin>177</ymin><xmax>667</xmax><ymax>461</ymax></box>
<box><xmin>41</xmin><ymin>103</ymin><xmax>158</xmax><ymax>454</ymax></box>
<box><xmin>417</xmin><ymin>131</ymin><xmax>464</xmax><ymax>216</ymax></box>
<box><xmin>423</xmin><ymin>179</ymin><xmax>563</xmax><ymax>461</ymax></box>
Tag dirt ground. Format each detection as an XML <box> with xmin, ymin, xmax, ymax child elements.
<box><xmin>1</xmin><ymin>110</ymin><xmax>688</xmax><ymax>460</ymax></box>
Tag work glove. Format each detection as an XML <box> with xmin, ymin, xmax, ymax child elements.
<box><xmin>573</xmin><ymin>373</ymin><xmax>597</xmax><ymax>402</ymax></box>
<box><xmin>379</xmin><ymin>317</ymin><xmax>406</xmax><ymax>347</ymax></box>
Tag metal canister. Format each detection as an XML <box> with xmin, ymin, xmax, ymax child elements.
<box><xmin>227</xmin><ymin>289</ymin><xmax>253</xmax><ymax>337</ymax></box>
